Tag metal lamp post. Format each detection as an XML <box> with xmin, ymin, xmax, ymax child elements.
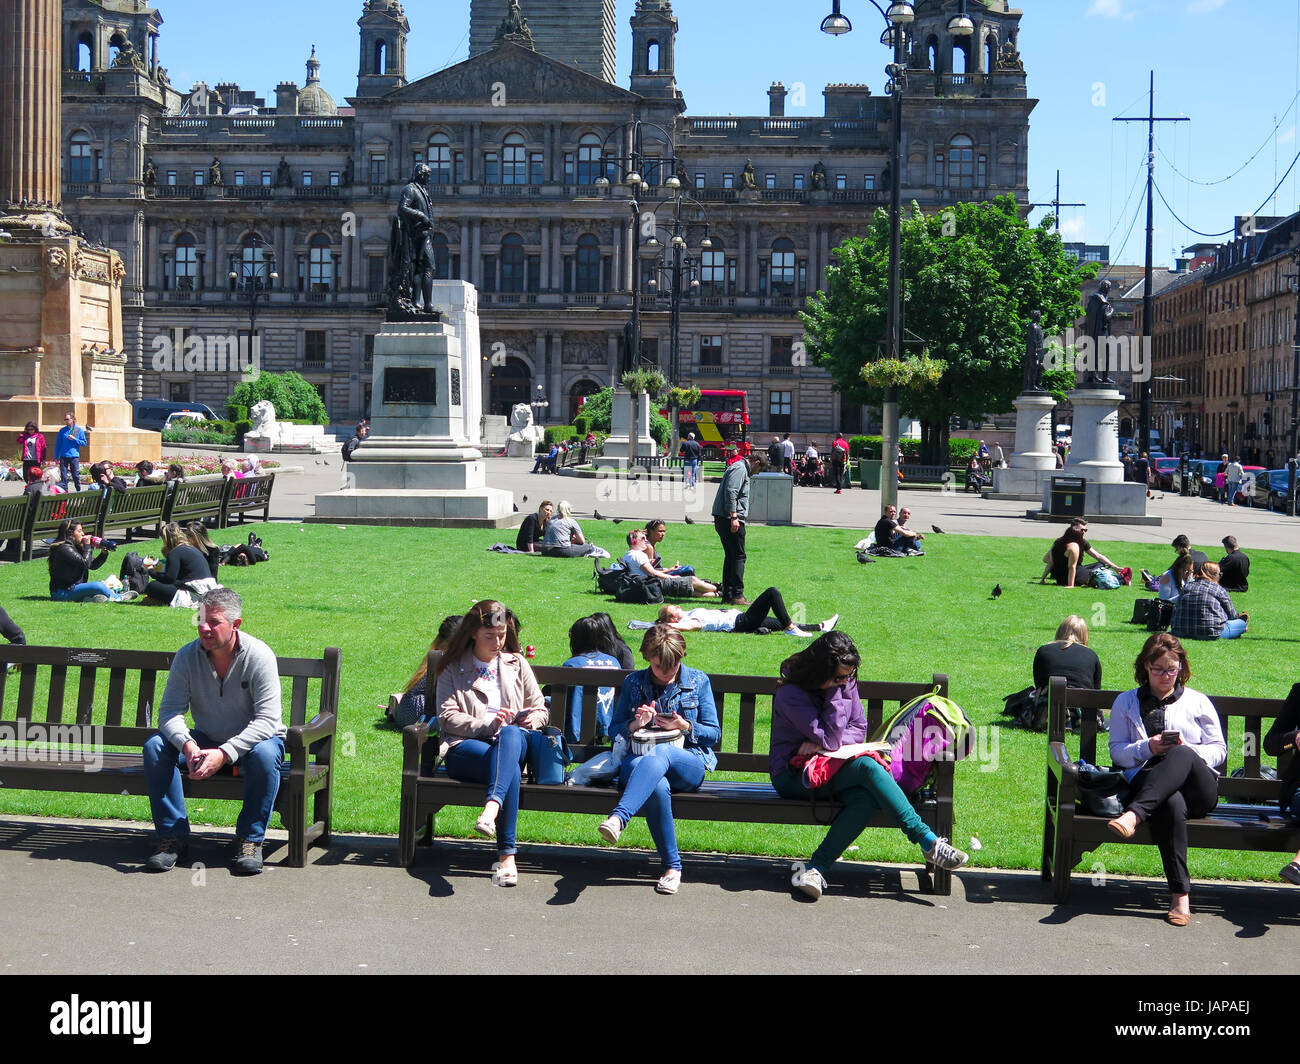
<box><xmin>228</xmin><ymin>236</ymin><xmax>278</xmax><ymax>365</ymax></box>
<box><xmin>822</xmin><ymin>0</ymin><xmax>915</xmax><ymax>509</ymax></box>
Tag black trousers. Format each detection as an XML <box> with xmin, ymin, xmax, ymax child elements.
<box><xmin>730</xmin><ymin>587</ymin><xmax>818</xmax><ymax>633</ymax></box>
<box><xmin>712</xmin><ymin>516</ymin><xmax>746</xmax><ymax>600</ymax></box>
<box><xmin>0</xmin><ymin>606</ymin><xmax>25</xmax><ymax>645</ymax></box>
<box><xmin>1127</xmin><ymin>743</ymin><xmax>1219</xmax><ymax>894</ymax></box>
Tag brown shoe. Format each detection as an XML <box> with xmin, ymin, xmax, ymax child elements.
<box><xmin>1165</xmin><ymin>910</ymin><xmax>1190</xmax><ymax>927</ymax></box>
<box><xmin>727</xmin><ymin>596</ymin><xmax>752</xmax><ymax>606</ymax></box>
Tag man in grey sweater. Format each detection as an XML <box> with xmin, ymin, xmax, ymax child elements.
<box><xmin>142</xmin><ymin>588</ymin><xmax>286</xmax><ymax>875</ymax></box>
<box><xmin>712</xmin><ymin>455</ymin><xmax>757</xmax><ymax>604</ymax></box>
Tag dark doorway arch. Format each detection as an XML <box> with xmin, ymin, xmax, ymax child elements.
<box><xmin>488</xmin><ymin>356</ymin><xmax>531</xmax><ymax>418</ymax></box>
<box><xmin>568</xmin><ymin>378</ymin><xmax>602</xmax><ymax>423</ymax></box>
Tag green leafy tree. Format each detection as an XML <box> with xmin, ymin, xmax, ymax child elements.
<box><xmin>800</xmin><ymin>195</ymin><xmax>1084</xmax><ymax>463</ymax></box>
<box><xmin>229</xmin><ymin>370</ymin><xmax>328</xmax><ymax>425</ymax></box>
<box><xmin>572</xmin><ymin>386</ymin><xmax>671</xmax><ymax>447</ymax></box>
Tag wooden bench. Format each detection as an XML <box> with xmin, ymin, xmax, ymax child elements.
<box><xmin>1041</xmin><ymin>677</ymin><xmax>1299</xmax><ymax>901</ymax></box>
<box><xmin>23</xmin><ymin>489</ymin><xmax>107</xmax><ymax>560</ymax></box>
<box><xmin>0</xmin><ymin>643</ymin><xmax>341</xmax><ymax>867</ymax></box>
<box><xmin>0</xmin><ymin>494</ymin><xmax>32</xmax><ymax>559</ymax></box>
<box><xmin>221</xmin><ymin>472</ymin><xmax>275</xmax><ymax>527</ymax></box>
<box><xmin>101</xmin><ymin>482</ymin><xmax>173</xmax><ymax>542</ymax></box>
<box><xmin>162</xmin><ymin>477</ymin><xmax>230</xmax><ymax>529</ymax></box>
<box><xmin>400</xmin><ymin>665</ymin><xmax>958</xmax><ymax>894</ymax></box>
<box><xmin>899</xmin><ymin>463</ymin><xmax>957</xmax><ymax>485</ymax></box>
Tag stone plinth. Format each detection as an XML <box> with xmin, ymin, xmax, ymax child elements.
<box><xmin>1064</xmin><ymin>387</ymin><xmax>1125</xmax><ymax>485</ymax></box>
<box><xmin>430</xmin><ymin>281</ymin><xmax>482</xmax><ymax>446</ymax></box>
<box><xmin>993</xmin><ymin>391</ymin><xmax>1058</xmax><ymax>497</ymax></box>
<box><xmin>311</xmin><ymin>318</ymin><xmax>514</xmax><ymax>526</ymax></box>
<box><xmin>1037</xmin><ymin>479</ymin><xmax>1155</xmax><ymax>521</ymax></box>
<box><xmin>597</xmin><ymin>390</ymin><xmax>656</xmax><ymax>462</ymax></box>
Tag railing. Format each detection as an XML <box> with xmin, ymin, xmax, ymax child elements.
<box><xmin>761</xmin><ymin>118</ymin><xmax>810</xmax><ymax>133</ymax></box>
<box><xmin>760</xmin><ymin>189</ymin><xmax>807</xmax><ymax>202</ymax></box>
<box><xmin>299</xmin><ymin>118</ymin><xmax>345</xmax><ymax>128</ymax></box>
<box><xmin>369</xmin><ymin>184</ymin><xmax>389</xmax><ymax>197</ymax></box>
<box><xmin>152</xmin><ymin>185</ymin><xmax>205</xmax><ymax>199</ymax></box>
<box><xmin>302</xmin><ymin>290</ymin><xmax>330</xmax><ymax>302</ymax></box>
<box><xmin>695</xmin><ymin>364</ymin><xmax>727</xmax><ymax>376</ymax></box>
<box><xmin>831</xmin><ymin>189</ymin><xmax>883</xmax><ymax>203</ymax></box>
<box><xmin>64</xmin><ymin>182</ymin><xmax>97</xmax><ymax>196</ymax></box>
<box><xmin>293</xmin><ymin>186</ymin><xmax>341</xmax><ymax>199</ymax></box>
<box><xmin>230</xmin><ymin>117</ymin><xmax>276</xmax><ymax>129</ymax></box>
<box><xmin>63</xmin><ymin>70</ymin><xmax>91</xmax><ymax>85</ymax></box>
<box><xmin>935</xmin><ymin>73</ymin><xmax>994</xmax><ymax>95</ymax></box>
<box><xmin>694</xmin><ymin>189</ymin><xmax>738</xmax><ymax>202</ymax></box>
<box><xmin>767</xmin><ymin>366</ymin><xmax>796</xmax><ymax>377</ymax></box>
<box><xmin>223</xmin><ymin>186</ymin><xmax>272</xmax><ymax>199</ymax></box>
<box><xmin>161</xmin><ymin>118</ymin><xmax>210</xmax><ymax>130</ymax></box>
<box><xmin>689</xmin><ymin>118</ymin><xmax>740</xmax><ymax>133</ymax></box>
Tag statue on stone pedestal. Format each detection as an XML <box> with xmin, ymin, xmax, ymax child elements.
<box><xmin>506</xmin><ymin>403</ymin><xmax>545</xmax><ymax>447</ymax></box>
<box><xmin>143</xmin><ymin>158</ymin><xmax>156</xmax><ymax>187</ymax></box>
<box><xmin>208</xmin><ymin>157</ymin><xmax>223</xmax><ymax>187</ymax></box>
<box><xmin>1022</xmin><ymin>309</ymin><xmax>1046</xmax><ymax>393</ymax></box>
<box><xmin>385</xmin><ymin>163</ymin><xmax>444</xmax><ymax>321</ymax></box>
<box><xmin>1082</xmin><ymin>279</ymin><xmax>1115</xmax><ymax>386</ymax></box>
<box><xmin>741</xmin><ymin>160</ymin><xmax>758</xmax><ymax>191</ymax></box>
<box><xmin>811</xmin><ymin>160</ymin><xmax>827</xmax><ymax>191</ymax></box>
<box><xmin>275</xmin><ymin>156</ymin><xmax>293</xmax><ymax>188</ymax></box>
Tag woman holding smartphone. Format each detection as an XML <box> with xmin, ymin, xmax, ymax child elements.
<box><xmin>435</xmin><ymin>600</ymin><xmax>547</xmax><ymax>887</ymax></box>
<box><xmin>596</xmin><ymin>625</ymin><xmax>719</xmax><ymax>895</ymax></box>
<box><xmin>1106</xmin><ymin>632</ymin><xmax>1225</xmax><ymax>926</ymax></box>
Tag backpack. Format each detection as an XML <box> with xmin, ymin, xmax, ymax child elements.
<box><xmin>612</xmin><ymin>570</ymin><xmax>663</xmax><ymax>605</ymax></box>
<box><xmin>870</xmin><ymin>688</ymin><xmax>975</xmax><ymax>795</ymax></box>
<box><xmin>118</xmin><ymin>551</ymin><xmax>150</xmax><ymax>595</ymax></box>
<box><xmin>1002</xmin><ymin>685</ymin><xmax>1048</xmax><ymax>731</ymax></box>
<box><xmin>1091</xmin><ymin>567</ymin><xmax>1121</xmax><ymax>590</ymax></box>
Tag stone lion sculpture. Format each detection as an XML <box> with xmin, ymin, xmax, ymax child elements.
<box><xmin>247</xmin><ymin>400</ymin><xmax>280</xmax><ymax>442</ymax></box>
<box><xmin>506</xmin><ymin>402</ymin><xmax>544</xmax><ymax>444</ymax></box>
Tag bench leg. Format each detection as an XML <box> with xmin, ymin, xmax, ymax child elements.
<box><xmin>313</xmin><ymin>778</ymin><xmax>332</xmax><ymax>850</ymax></box>
<box><xmin>285</xmin><ymin>782</ymin><xmax>306</xmax><ymax>868</ymax></box>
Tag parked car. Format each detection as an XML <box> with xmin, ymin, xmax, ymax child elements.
<box><xmin>1152</xmin><ymin>456</ymin><xmax>1182</xmax><ymax>491</ymax></box>
<box><xmin>161</xmin><ymin>411</ymin><xmax>212</xmax><ymax>432</ymax></box>
<box><xmin>1234</xmin><ymin>466</ymin><xmax>1265</xmax><ymax>505</ymax></box>
<box><xmin>132</xmin><ymin>399</ymin><xmax>218</xmax><ymax>432</ymax></box>
<box><xmin>1252</xmin><ymin>468</ymin><xmax>1298</xmax><ymax>511</ymax></box>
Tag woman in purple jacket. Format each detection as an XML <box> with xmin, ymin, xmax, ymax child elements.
<box><xmin>769</xmin><ymin>632</ymin><xmax>968</xmax><ymax>901</ymax></box>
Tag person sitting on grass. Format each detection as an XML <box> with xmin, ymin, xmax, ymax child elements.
<box><xmin>769</xmin><ymin>631</ymin><xmax>969</xmax><ymax>902</ymax></box>
<box><xmin>541</xmin><ymin>500</ymin><xmax>594</xmax><ymax>558</ymax></box>
<box><xmin>1033</xmin><ymin>614</ymin><xmax>1104</xmax><ymax>733</ymax></box>
<box><xmin>620</xmin><ymin>528</ymin><xmax>718</xmax><ymax>598</ymax></box>
<box><xmin>143</xmin><ymin>522</ymin><xmax>215</xmax><ymax>606</ymax></box>
<box><xmin>1041</xmin><ymin>519</ymin><xmax>1123</xmax><ymax>588</ymax></box>
<box><xmin>185</xmin><ymin>522</ymin><xmax>223</xmax><ymax>579</ymax></box>
<box><xmin>515</xmin><ymin>500</ymin><xmax>552</xmax><ymax>554</ymax></box>
<box><xmin>388</xmin><ymin>614</ymin><xmax>463</xmax><ymax>728</ymax></box>
<box><xmin>1156</xmin><ymin>554</ymin><xmax>1195</xmax><ymax>603</ymax></box>
<box><xmin>1218</xmin><ymin>535</ymin><xmax>1249</xmax><ymax>592</ymax></box>
<box><xmin>48</xmin><ymin>519</ymin><xmax>135</xmax><ymax>603</ymax></box>
<box><xmin>1170</xmin><ymin>561</ymin><xmax>1248</xmax><ymax>641</ymax></box>
<box><xmin>643</xmin><ymin>518</ymin><xmax>695</xmax><ymax>576</ymax></box>
<box><xmin>895</xmin><ymin>507</ymin><xmax>925</xmax><ymax>555</ymax></box>
<box><xmin>655</xmin><ymin>590</ymin><xmax>836</xmax><ymax>637</ymax></box>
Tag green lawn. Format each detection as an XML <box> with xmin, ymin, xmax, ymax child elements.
<box><xmin>2</xmin><ymin>520</ymin><xmax>1296</xmax><ymax>880</ymax></box>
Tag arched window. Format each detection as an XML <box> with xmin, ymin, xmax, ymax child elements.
<box><xmin>75</xmin><ymin>32</ymin><xmax>93</xmax><ymax>72</ymax></box>
<box><xmin>309</xmin><ymin>234</ymin><xmax>333</xmax><ymax>291</ymax></box>
<box><xmin>943</xmin><ymin>134</ymin><xmax>975</xmax><ymax>188</ymax></box>
<box><xmin>432</xmin><ymin>232</ymin><xmax>450</xmax><ymax>279</ymax></box>
<box><xmin>428</xmin><ymin>133</ymin><xmax>452</xmax><ymax>185</ymax></box>
<box><xmin>575</xmin><ymin>234</ymin><xmax>601</xmax><ymax>292</ymax></box>
<box><xmin>647</xmin><ymin>41</ymin><xmax>660</xmax><ymax>73</ymax></box>
<box><xmin>952</xmin><ymin>38</ymin><xmax>969</xmax><ymax>75</ymax></box>
<box><xmin>926</xmin><ymin>35</ymin><xmax>940</xmax><ymax>72</ymax></box>
<box><xmin>700</xmin><ymin>242</ymin><xmax>727</xmax><ymax>295</ymax></box>
<box><xmin>68</xmin><ymin>132</ymin><xmax>94</xmax><ymax>183</ymax></box>
<box><xmin>770</xmin><ymin>238</ymin><xmax>795</xmax><ymax>295</ymax></box>
<box><xmin>985</xmin><ymin>35</ymin><xmax>997</xmax><ymax>73</ymax></box>
<box><xmin>502</xmin><ymin>133</ymin><xmax>526</xmax><ymax>186</ymax></box>
<box><xmin>501</xmin><ymin>233</ymin><xmax>525</xmax><ymax>293</ymax></box>
<box><xmin>374</xmin><ymin>39</ymin><xmax>387</xmax><ymax>75</ymax></box>
<box><xmin>174</xmin><ymin>232</ymin><xmax>198</xmax><ymax>291</ymax></box>
<box><xmin>576</xmin><ymin>133</ymin><xmax>602</xmax><ymax>186</ymax></box>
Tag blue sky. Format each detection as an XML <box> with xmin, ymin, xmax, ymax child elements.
<box><xmin>152</xmin><ymin>0</ymin><xmax>1300</xmax><ymax>267</ymax></box>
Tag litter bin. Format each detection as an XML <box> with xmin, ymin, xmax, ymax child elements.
<box><xmin>750</xmin><ymin>471</ymin><xmax>793</xmax><ymax>525</ymax></box>
<box><xmin>1049</xmin><ymin>475</ymin><xmax>1086</xmax><ymax>517</ymax></box>
<box><xmin>858</xmin><ymin>459</ymin><xmax>881</xmax><ymax>491</ymax></box>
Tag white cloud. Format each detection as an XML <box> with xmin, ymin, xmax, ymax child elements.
<box><xmin>1187</xmin><ymin>0</ymin><xmax>1228</xmax><ymax>11</ymax></box>
<box><xmin>1086</xmin><ymin>0</ymin><xmax>1137</xmax><ymax>19</ymax></box>
<box><xmin>1279</xmin><ymin>125</ymin><xmax>1296</xmax><ymax>144</ymax></box>
<box><xmin>1058</xmin><ymin>217</ymin><xmax>1088</xmax><ymax>242</ymax></box>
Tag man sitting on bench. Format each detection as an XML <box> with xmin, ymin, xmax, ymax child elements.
<box><xmin>142</xmin><ymin>588</ymin><xmax>286</xmax><ymax>876</ymax></box>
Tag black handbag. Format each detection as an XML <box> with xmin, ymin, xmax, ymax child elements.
<box><xmin>1070</xmin><ymin>759</ymin><xmax>1129</xmax><ymax>817</ymax></box>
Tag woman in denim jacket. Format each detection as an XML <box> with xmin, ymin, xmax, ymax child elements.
<box><xmin>597</xmin><ymin>624</ymin><xmax>719</xmax><ymax>895</ymax></box>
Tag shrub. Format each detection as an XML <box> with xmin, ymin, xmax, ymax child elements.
<box><xmin>229</xmin><ymin>371</ymin><xmax>327</xmax><ymax>425</ymax></box>
<box><xmin>544</xmin><ymin>424</ymin><xmax>577</xmax><ymax>446</ymax></box>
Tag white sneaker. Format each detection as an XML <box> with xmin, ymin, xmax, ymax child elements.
<box><xmin>655</xmin><ymin>868</ymin><xmax>681</xmax><ymax>895</ymax></box>
<box><xmin>791</xmin><ymin>862</ymin><xmax>825</xmax><ymax>900</ymax></box>
<box><xmin>597</xmin><ymin>815</ymin><xmax>622</xmax><ymax>844</ymax></box>
<box><xmin>820</xmin><ymin>613</ymin><xmax>839</xmax><ymax>632</ymax></box>
<box><xmin>924</xmin><ymin>836</ymin><xmax>970</xmax><ymax>871</ymax></box>
<box><xmin>784</xmin><ymin>626</ymin><xmax>814</xmax><ymax>637</ymax></box>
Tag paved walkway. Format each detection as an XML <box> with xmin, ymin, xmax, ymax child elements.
<box><xmin>1</xmin><ymin>815</ymin><xmax>1295</xmax><ymax>975</ymax></box>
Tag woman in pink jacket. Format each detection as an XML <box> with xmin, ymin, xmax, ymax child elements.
<box><xmin>17</xmin><ymin>422</ymin><xmax>45</xmax><ymax>482</ymax></box>
<box><xmin>435</xmin><ymin>600</ymin><xmax>547</xmax><ymax>887</ymax></box>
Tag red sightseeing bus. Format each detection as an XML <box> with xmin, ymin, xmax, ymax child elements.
<box><xmin>664</xmin><ymin>389</ymin><xmax>751</xmax><ymax>460</ymax></box>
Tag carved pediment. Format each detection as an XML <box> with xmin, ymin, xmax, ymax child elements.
<box><xmin>387</xmin><ymin>43</ymin><xmax>637</xmax><ymax>106</ymax></box>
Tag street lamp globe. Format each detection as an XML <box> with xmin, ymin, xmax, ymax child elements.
<box><xmin>820</xmin><ymin>0</ymin><xmax>851</xmax><ymax>35</ymax></box>
<box><xmin>595</xmin><ymin>175</ymin><xmax>610</xmax><ymax>187</ymax></box>
<box><xmin>625</xmin><ymin>170</ymin><xmax>641</xmax><ymax>186</ymax></box>
<box><xmin>665</xmin><ymin>175</ymin><xmax>680</xmax><ymax>190</ymax></box>
<box><xmin>672</xmin><ymin>235</ymin><xmax>686</xmax><ymax>250</ymax></box>
<box><xmin>947</xmin><ymin>12</ymin><xmax>974</xmax><ymax>36</ymax></box>
<box><xmin>700</xmin><ymin>236</ymin><xmax>712</xmax><ymax>250</ymax></box>
<box><xmin>886</xmin><ymin>2</ymin><xmax>915</xmax><ymax>25</ymax></box>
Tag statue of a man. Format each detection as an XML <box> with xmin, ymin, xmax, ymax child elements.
<box><xmin>1082</xmin><ymin>279</ymin><xmax>1115</xmax><ymax>386</ymax></box>
<box><xmin>811</xmin><ymin>160</ymin><xmax>827</xmax><ymax>191</ymax></box>
<box><xmin>143</xmin><ymin>158</ymin><xmax>156</xmax><ymax>187</ymax></box>
<box><xmin>209</xmin><ymin>156</ymin><xmax>223</xmax><ymax>187</ymax></box>
<box><xmin>386</xmin><ymin>162</ymin><xmax>437</xmax><ymax>317</ymax></box>
<box><xmin>1022</xmin><ymin>309</ymin><xmax>1046</xmax><ymax>392</ymax></box>
<box><xmin>741</xmin><ymin>159</ymin><xmax>758</xmax><ymax>191</ymax></box>
<box><xmin>275</xmin><ymin>156</ymin><xmax>293</xmax><ymax>188</ymax></box>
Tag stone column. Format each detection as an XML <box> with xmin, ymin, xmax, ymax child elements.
<box><xmin>992</xmin><ymin>391</ymin><xmax>1056</xmax><ymax>496</ymax></box>
<box><xmin>0</xmin><ymin>0</ymin><xmax>70</xmax><ymax>233</ymax></box>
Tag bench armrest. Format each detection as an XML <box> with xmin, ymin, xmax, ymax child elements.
<box><xmin>402</xmin><ymin>721</ymin><xmax>431</xmax><ymax>776</ymax></box>
<box><xmin>285</xmin><ymin>710</ymin><xmax>337</xmax><ymax>751</ymax></box>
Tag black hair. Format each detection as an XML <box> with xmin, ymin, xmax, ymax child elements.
<box><xmin>778</xmin><ymin>631</ymin><xmax>861</xmax><ymax>691</ymax></box>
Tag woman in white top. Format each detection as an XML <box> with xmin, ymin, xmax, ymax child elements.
<box><xmin>657</xmin><ymin>588</ymin><xmax>836</xmax><ymax>637</ymax></box>
<box><xmin>1106</xmin><ymin>632</ymin><xmax>1225</xmax><ymax>926</ymax></box>
<box><xmin>541</xmin><ymin>500</ymin><xmax>590</xmax><ymax>558</ymax></box>
<box><xmin>1157</xmin><ymin>554</ymin><xmax>1195</xmax><ymax>602</ymax></box>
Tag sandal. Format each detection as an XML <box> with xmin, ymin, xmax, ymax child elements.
<box><xmin>490</xmin><ymin>861</ymin><xmax>518</xmax><ymax>887</ymax></box>
<box><xmin>655</xmin><ymin>869</ymin><xmax>681</xmax><ymax>895</ymax></box>
<box><xmin>475</xmin><ymin>809</ymin><xmax>498</xmax><ymax>840</ymax></box>
<box><xmin>1106</xmin><ymin>815</ymin><xmax>1137</xmax><ymax>839</ymax></box>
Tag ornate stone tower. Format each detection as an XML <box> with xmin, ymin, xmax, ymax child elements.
<box><xmin>470</xmin><ymin>0</ymin><xmax>617</xmax><ymax>84</ymax></box>
<box><xmin>356</xmin><ymin>0</ymin><xmax>409</xmax><ymax>98</ymax></box>
<box><xmin>629</xmin><ymin>0</ymin><xmax>680</xmax><ymax>103</ymax></box>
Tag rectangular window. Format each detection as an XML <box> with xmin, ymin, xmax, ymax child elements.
<box><xmin>864</xmin><ymin>175</ymin><xmax>875</xmax><ymax>189</ymax></box>
<box><xmin>368</xmin><ymin>154</ymin><xmax>386</xmax><ymax>185</ymax></box>
<box><xmin>453</xmin><ymin>151</ymin><xmax>465</xmax><ymax>184</ymax></box>
<box><xmin>699</xmin><ymin>335</ymin><xmax>723</xmax><ymax>366</ymax></box>
<box><xmin>166</xmin><ymin>171</ymin><xmax>177</xmax><ymax>186</ymax></box>
<box><xmin>526</xmin><ymin>255</ymin><xmax>540</xmax><ymax>293</ymax></box>
<box><xmin>483</xmin><ymin>152</ymin><xmax>499</xmax><ymax>185</ymax></box>
<box><xmin>793</xmin><ymin>173</ymin><xmax>805</xmax><ymax>190</ymax></box>
<box><xmin>482</xmin><ymin>254</ymin><xmax>497</xmax><ymax>293</ymax></box>
<box><xmin>234</xmin><ymin>171</ymin><xmax>245</xmax><ymax>186</ymax></box>
<box><xmin>643</xmin><ymin>157</ymin><xmax>661</xmax><ymax>187</ymax></box>
<box><xmin>934</xmin><ymin>153</ymin><xmax>945</xmax><ymax>187</ymax></box>
<box><xmin>529</xmin><ymin>152</ymin><xmax>544</xmax><ymax>185</ymax></box>
<box><xmin>835</xmin><ymin>174</ymin><xmax>847</xmax><ymax>190</ymax></box>
<box><xmin>193</xmin><ymin>170</ymin><xmax>204</xmax><ymax>186</ymax></box>
<box><xmin>168</xmin><ymin>381</ymin><xmax>191</xmax><ymax>402</ymax></box>
<box><xmin>765</xmin><ymin>173</ymin><xmax>776</xmax><ymax>190</ymax></box>
<box><xmin>977</xmin><ymin>155</ymin><xmax>987</xmax><ymax>187</ymax></box>
<box><xmin>261</xmin><ymin>170</ymin><xmax>272</xmax><ymax>186</ymax></box>
<box><xmin>563</xmin><ymin>152</ymin><xmax>575</xmax><ymax>184</ymax></box>
<box><xmin>363</xmin><ymin>334</ymin><xmax>375</xmax><ymax>367</ymax></box>
<box><xmin>302</xmin><ymin>171</ymin><xmax>313</xmax><ymax>186</ymax></box>
<box><xmin>367</xmin><ymin>255</ymin><xmax>385</xmax><ymax>294</ymax></box>
<box><xmin>304</xmin><ymin>330</ymin><xmax>327</xmax><ymax>367</ymax></box>
<box><xmin>769</xmin><ymin>390</ymin><xmax>793</xmax><ymax>432</ymax></box>
<box><xmin>770</xmin><ymin>337</ymin><xmax>794</xmax><ymax>367</ymax></box>
<box><xmin>722</xmin><ymin>173</ymin><xmax>734</xmax><ymax>189</ymax></box>
<box><xmin>329</xmin><ymin>171</ymin><xmax>341</xmax><ymax>186</ymax></box>
<box><xmin>694</xmin><ymin>173</ymin><xmax>706</xmax><ymax>190</ymax></box>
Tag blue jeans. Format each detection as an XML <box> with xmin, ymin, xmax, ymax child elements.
<box><xmin>51</xmin><ymin>582</ymin><xmax>120</xmax><ymax>602</ymax></box>
<box><xmin>443</xmin><ymin>725</ymin><xmax>529</xmax><ymax>856</ymax></box>
<box><xmin>1219</xmin><ymin>619</ymin><xmax>1247</xmax><ymax>639</ymax></box>
<box><xmin>59</xmin><ymin>456</ymin><xmax>81</xmax><ymax>491</ymax></box>
<box><xmin>611</xmin><ymin>746</ymin><xmax>706</xmax><ymax>871</ymax></box>
<box><xmin>143</xmin><ymin>728</ymin><xmax>285</xmax><ymax>843</ymax></box>
<box><xmin>683</xmin><ymin>459</ymin><xmax>699</xmax><ymax>487</ymax></box>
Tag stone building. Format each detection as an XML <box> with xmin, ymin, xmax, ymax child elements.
<box><xmin>58</xmin><ymin>0</ymin><xmax>1034</xmax><ymax>439</ymax></box>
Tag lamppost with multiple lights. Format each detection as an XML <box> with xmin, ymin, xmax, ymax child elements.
<box><xmin>822</xmin><ymin>1</ymin><xmax>969</xmax><ymax>506</ymax></box>
<box><xmin>227</xmin><ymin>234</ymin><xmax>278</xmax><ymax>361</ymax></box>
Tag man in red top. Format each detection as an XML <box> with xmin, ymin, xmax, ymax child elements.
<box><xmin>830</xmin><ymin>432</ymin><xmax>849</xmax><ymax>494</ymax></box>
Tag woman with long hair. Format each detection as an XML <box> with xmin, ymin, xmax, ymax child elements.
<box><xmin>1045</xmin><ymin>519</ymin><xmax>1122</xmax><ymax>588</ymax></box>
<box><xmin>769</xmin><ymin>631</ymin><xmax>968</xmax><ymax>900</ymax></box>
<box><xmin>1106</xmin><ymin>633</ymin><xmax>1226</xmax><ymax>926</ymax></box>
<box><xmin>1032</xmin><ymin>614</ymin><xmax>1104</xmax><ymax>732</ymax></box>
<box><xmin>17</xmin><ymin>421</ymin><xmax>45</xmax><ymax>482</ymax></box>
<box><xmin>435</xmin><ymin>600</ymin><xmax>547</xmax><ymax>887</ymax></box>
<box><xmin>540</xmin><ymin>500</ymin><xmax>590</xmax><ymax>558</ymax></box>
<box><xmin>185</xmin><ymin>521</ymin><xmax>222</xmax><ymax>580</ymax></box>
<box><xmin>389</xmin><ymin>614</ymin><xmax>463</xmax><ymax>728</ymax></box>
<box><xmin>596</xmin><ymin>625</ymin><xmax>719</xmax><ymax>895</ymax></box>
<box><xmin>561</xmin><ymin>614</ymin><xmax>625</xmax><ymax>743</ymax></box>
<box><xmin>515</xmin><ymin>500</ymin><xmax>553</xmax><ymax>553</ymax></box>
<box><xmin>144</xmin><ymin>522</ymin><xmax>212</xmax><ymax>604</ymax></box>
<box><xmin>48</xmin><ymin>520</ymin><xmax>134</xmax><ymax>602</ymax></box>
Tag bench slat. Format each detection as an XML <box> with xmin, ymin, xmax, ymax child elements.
<box><xmin>45</xmin><ymin>664</ymin><xmax>67</xmax><ymax>724</ymax></box>
<box><xmin>75</xmin><ymin>665</ymin><xmax>97</xmax><ymax>726</ymax></box>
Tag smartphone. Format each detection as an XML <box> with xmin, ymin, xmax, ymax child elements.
<box><xmin>1160</xmin><ymin>730</ymin><xmax>1182</xmax><ymax>745</ymax></box>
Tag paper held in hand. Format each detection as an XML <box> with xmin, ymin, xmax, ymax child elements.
<box><xmin>820</xmin><ymin>742</ymin><xmax>891</xmax><ymax>759</ymax></box>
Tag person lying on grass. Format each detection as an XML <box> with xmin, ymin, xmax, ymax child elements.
<box><xmin>655</xmin><ymin>589</ymin><xmax>837</xmax><ymax>637</ymax></box>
